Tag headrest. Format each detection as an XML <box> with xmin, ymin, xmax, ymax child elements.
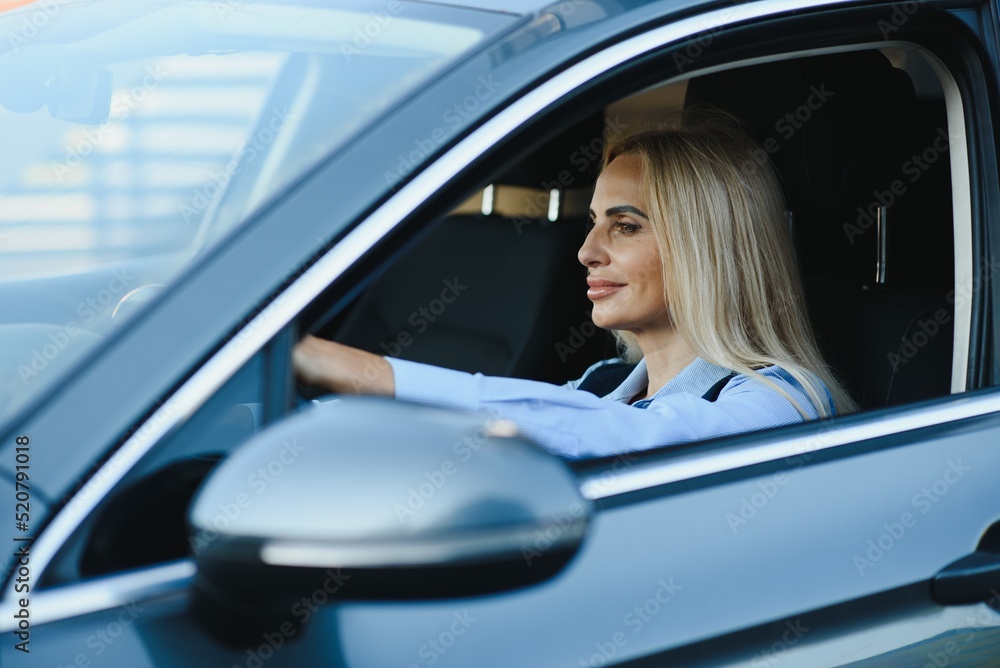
<box><xmin>685</xmin><ymin>51</ymin><xmax>917</xmax><ymax>219</ymax></box>
<box><xmin>450</xmin><ymin>185</ymin><xmax>591</xmax><ymax>219</ymax></box>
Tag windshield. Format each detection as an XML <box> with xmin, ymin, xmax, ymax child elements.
<box><xmin>0</xmin><ymin>0</ymin><xmax>509</xmax><ymax>426</ymax></box>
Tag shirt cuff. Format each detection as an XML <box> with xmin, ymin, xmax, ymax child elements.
<box><xmin>385</xmin><ymin>357</ymin><xmax>480</xmax><ymax>413</ymax></box>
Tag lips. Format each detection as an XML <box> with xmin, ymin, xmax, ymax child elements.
<box><xmin>587</xmin><ymin>277</ymin><xmax>626</xmax><ymax>300</ymax></box>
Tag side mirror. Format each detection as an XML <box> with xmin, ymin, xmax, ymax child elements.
<box><xmin>189</xmin><ymin>398</ymin><xmax>590</xmax><ymax>642</ymax></box>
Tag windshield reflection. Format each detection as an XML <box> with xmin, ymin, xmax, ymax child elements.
<box><xmin>0</xmin><ymin>0</ymin><xmax>497</xmax><ymax>425</ymax></box>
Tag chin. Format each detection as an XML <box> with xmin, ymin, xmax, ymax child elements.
<box><xmin>589</xmin><ymin>309</ymin><xmax>622</xmax><ymax>331</ymax></box>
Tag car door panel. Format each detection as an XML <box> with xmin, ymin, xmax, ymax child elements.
<box><xmin>12</xmin><ymin>407</ymin><xmax>1000</xmax><ymax>667</ymax></box>
<box><xmin>328</xmin><ymin>411</ymin><xmax>1000</xmax><ymax>666</ymax></box>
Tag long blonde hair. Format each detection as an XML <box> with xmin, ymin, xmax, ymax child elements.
<box><xmin>604</xmin><ymin>118</ymin><xmax>856</xmax><ymax>417</ymax></box>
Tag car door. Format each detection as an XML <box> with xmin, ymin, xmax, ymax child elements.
<box><xmin>285</xmin><ymin>3</ymin><xmax>1000</xmax><ymax>665</ymax></box>
<box><xmin>4</xmin><ymin>0</ymin><xmax>1000</xmax><ymax>666</ymax></box>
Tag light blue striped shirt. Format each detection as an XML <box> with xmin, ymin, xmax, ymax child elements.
<box><xmin>386</xmin><ymin>356</ymin><xmax>828</xmax><ymax>459</ymax></box>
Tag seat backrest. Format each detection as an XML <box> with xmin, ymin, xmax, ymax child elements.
<box><xmin>811</xmin><ymin>289</ymin><xmax>954</xmax><ymax>408</ymax></box>
<box><xmin>335</xmin><ymin>208</ymin><xmax>588</xmax><ymax>381</ymax></box>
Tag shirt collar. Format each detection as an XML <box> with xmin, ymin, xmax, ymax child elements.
<box><xmin>603</xmin><ymin>357</ymin><xmax>734</xmax><ymax>403</ymax></box>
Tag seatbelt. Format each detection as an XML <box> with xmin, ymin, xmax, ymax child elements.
<box><xmin>575</xmin><ymin>363</ymin><xmax>636</xmax><ymax>397</ymax></box>
<box><xmin>701</xmin><ymin>372</ymin><xmax>737</xmax><ymax>402</ymax></box>
<box><xmin>576</xmin><ymin>363</ymin><xmax>736</xmax><ymax>402</ymax></box>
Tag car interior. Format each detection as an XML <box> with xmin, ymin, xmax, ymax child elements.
<box><xmin>41</xmin><ymin>44</ymin><xmax>962</xmax><ymax>585</ymax></box>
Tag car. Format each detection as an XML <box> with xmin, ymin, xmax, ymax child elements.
<box><xmin>2</xmin><ymin>0</ymin><xmax>1000</xmax><ymax>665</ymax></box>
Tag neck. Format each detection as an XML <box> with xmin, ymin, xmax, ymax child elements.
<box><xmin>634</xmin><ymin>328</ymin><xmax>698</xmax><ymax>399</ymax></box>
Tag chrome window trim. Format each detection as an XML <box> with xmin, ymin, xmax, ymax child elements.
<box><xmin>579</xmin><ymin>391</ymin><xmax>1000</xmax><ymax>500</ymax></box>
<box><xmin>2</xmin><ymin>0</ymin><xmax>985</xmax><ymax>624</ymax></box>
<box><xmin>0</xmin><ymin>560</ymin><xmax>194</xmax><ymax>631</ymax></box>
<box><xmin>924</xmin><ymin>50</ymin><xmax>974</xmax><ymax>394</ymax></box>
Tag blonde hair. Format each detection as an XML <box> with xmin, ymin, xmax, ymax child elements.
<box><xmin>603</xmin><ymin>117</ymin><xmax>856</xmax><ymax>417</ymax></box>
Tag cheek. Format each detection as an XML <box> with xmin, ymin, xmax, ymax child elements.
<box><xmin>634</xmin><ymin>252</ymin><xmax>664</xmax><ymax>291</ymax></box>
<box><xmin>640</xmin><ymin>259</ymin><xmax>666</xmax><ymax>307</ymax></box>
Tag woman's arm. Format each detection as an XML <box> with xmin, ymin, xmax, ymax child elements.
<box><xmin>387</xmin><ymin>357</ymin><xmax>815</xmax><ymax>459</ymax></box>
<box><xmin>292</xmin><ymin>336</ymin><xmax>817</xmax><ymax>459</ymax></box>
<box><xmin>292</xmin><ymin>335</ymin><xmax>395</xmax><ymax>396</ymax></box>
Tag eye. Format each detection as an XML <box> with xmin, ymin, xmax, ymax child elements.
<box><xmin>614</xmin><ymin>220</ymin><xmax>640</xmax><ymax>234</ymax></box>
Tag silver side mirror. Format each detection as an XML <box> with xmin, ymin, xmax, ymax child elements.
<box><xmin>189</xmin><ymin>398</ymin><xmax>590</xmax><ymax>642</ymax></box>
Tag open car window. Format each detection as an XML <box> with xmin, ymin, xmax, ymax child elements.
<box><xmin>312</xmin><ymin>45</ymin><xmax>965</xmax><ymax>421</ymax></box>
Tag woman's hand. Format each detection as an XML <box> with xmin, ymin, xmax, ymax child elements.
<box><xmin>292</xmin><ymin>334</ymin><xmax>395</xmax><ymax>396</ymax></box>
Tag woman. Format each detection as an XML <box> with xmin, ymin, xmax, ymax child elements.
<box><xmin>293</xmin><ymin>118</ymin><xmax>856</xmax><ymax>458</ymax></box>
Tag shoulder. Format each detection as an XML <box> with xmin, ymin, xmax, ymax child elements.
<box><xmin>720</xmin><ymin>364</ymin><xmax>832</xmax><ymax>418</ymax></box>
<box><xmin>722</xmin><ymin>364</ymin><xmax>810</xmax><ymax>390</ymax></box>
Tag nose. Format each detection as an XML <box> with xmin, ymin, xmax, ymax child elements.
<box><xmin>578</xmin><ymin>223</ymin><xmax>608</xmax><ymax>268</ymax></box>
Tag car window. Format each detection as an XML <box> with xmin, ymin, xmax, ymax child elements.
<box><xmin>0</xmin><ymin>0</ymin><xmax>511</xmax><ymax>431</ymax></box>
<box><xmin>315</xmin><ymin>45</ymin><xmax>963</xmax><ymax>417</ymax></box>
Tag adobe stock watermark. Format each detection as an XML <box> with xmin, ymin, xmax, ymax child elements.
<box><xmin>179</xmin><ymin>106</ymin><xmax>294</xmax><ymax>224</ymax></box>
<box><xmin>843</xmin><ymin>127</ymin><xmax>949</xmax><ymax>244</ymax></box>
<box><xmin>232</xmin><ymin>567</ymin><xmax>351</xmax><ymax>668</ymax></box>
<box><xmin>725</xmin><ymin>470</ymin><xmax>790</xmax><ymax>534</ymax></box>
<box><xmin>886</xmin><ymin>306</ymin><xmax>950</xmax><ymax>374</ymax></box>
<box><xmin>577</xmin><ymin>452</ymin><xmax>638</xmax><ymax>499</ymax></box>
<box><xmin>569</xmin><ymin>117</ymin><xmax>630</xmax><ymax>168</ymax></box>
<box><xmin>214</xmin><ymin>0</ymin><xmax>258</xmax><ymax>21</ymax></box>
<box><xmin>511</xmin><ymin>115</ymin><xmax>630</xmax><ymax>234</ymax></box>
<box><xmin>853</xmin><ymin>459</ymin><xmax>970</xmax><ymax>576</ymax></box>
<box><xmin>750</xmin><ymin>618</ymin><xmax>811</xmax><ymax>667</ymax></box>
<box><xmin>17</xmin><ymin>268</ymin><xmax>136</xmax><ymax>385</ymax></box>
<box><xmin>350</xmin><ymin>276</ymin><xmax>468</xmax><ymax>392</ymax></box>
<box><xmin>725</xmin><ymin>419</ymin><xmax>838</xmax><ymax>534</ymax></box>
<box><xmin>877</xmin><ymin>0</ymin><xmax>930</xmax><ymax>39</ymax></box>
<box><xmin>52</xmin><ymin>600</ymin><xmax>145</xmax><ymax>667</ymax></box>
<box><xmin>406</xmin><ymin>611</ymin><xmax>478</xmax><ymax>667</ymax></box>
<box><xmin>5</xmin><ymin>0</ymin><xmax>72</xmax><ymax>52</ymax></box>
<box><xmin>923</xmin><ymin>588</ymin><xmax>1000</xmax><ymax>668</ymax></box>
<box><xmin>579</xmin><ymin>578</ymin><xmax>682</xmax><ymax>667</ymax></box>
<box><xmin>555</xmin><ymin>312</ymin><xmax>603</xmax><ymax>363</ymax></box>
<box><xmin>393</xmin><ymin>418</ymin><xmax>502</xmax><ymax>523</ymax></box>
<box><xmin>375</xmin><ymin>277</ymin><xmax>468</xmax><ymax>356</ymax></box>
<box><xmin>189</xmin><ymin>438</ymin><xmax>307</xmax><ymax>555</ymax></box>
<box><xmin>520</xmin><ymin>502</ymin><xmax>587</xmax><ymax>566</ymax></box>
<box><xmin>340</xmin><ymin>0</ymin><xmax>403</xmax><ymax>62</ymax></box>
<box><xmin>384</xmin><ymin>76</ymin><xmax>502</xmax><ymax>187</ymax></box>
<box><xmin>738</xmin><ymin>84</ymin><xmax>835</xmax><ymax>178</ymax></box>
<box><xmin>887</xmin><ymin>254</ymin><xmax>1000</xmax><ymax>372</ymax></box>
<box><xmin>51</xmin><ymin>64</ymin><xmax>168</xmax><ymax>182</ymax></box>
<box><xmin>671</xmin><ymin>8</ymin><xmax>742</xmax><ymax>73</ymax></box>
<box><xmin>230</xmin><ymin>234</ymin><xmax>331</xmax><ymax>348</ymax></box>
<box><xmin>68</xmin><ymin>395</ymin><xmax>185</xmax><ymax>512</ymax></box>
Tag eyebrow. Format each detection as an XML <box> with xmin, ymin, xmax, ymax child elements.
<box><xmin>588</xmin><ymin>204</ymin><xmax>650</xmax><ymax>220</ymax></box>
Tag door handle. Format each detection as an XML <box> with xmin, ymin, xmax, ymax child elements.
<box><xmin>931</xmin><ymin>551</ymin><xmax>1000</xmax><ymax>605</ymax></box>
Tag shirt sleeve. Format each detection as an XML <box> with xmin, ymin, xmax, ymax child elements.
<box><xmin>386</xmin><ymin>357</ymin><xmax>816</xmax><ymax>459</ymax></box>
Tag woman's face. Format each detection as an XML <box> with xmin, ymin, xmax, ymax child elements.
<box><xmin>579</xmin><ymin>153</ymin><xmax>670</xmax><ymax>335</ymax></box>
